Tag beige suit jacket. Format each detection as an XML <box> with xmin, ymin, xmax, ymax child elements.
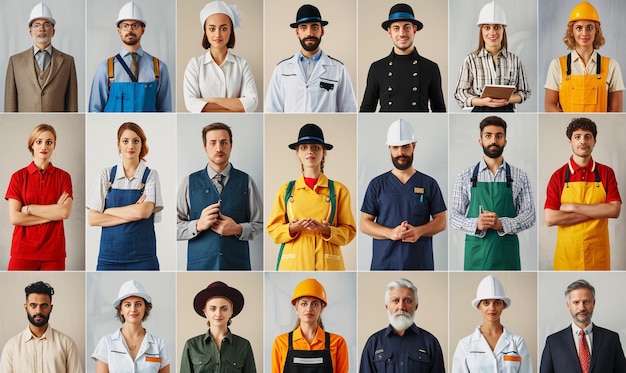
<box><xmin>4</xmin><ymin>47</ymin><xmax>78</xmax><ymax>112</ymax></box>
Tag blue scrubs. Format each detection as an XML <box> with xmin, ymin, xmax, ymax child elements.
<box><xmin>361</xmin><ymin>171</ymin><xmax>446</xmax><ymax>270</ymax></box>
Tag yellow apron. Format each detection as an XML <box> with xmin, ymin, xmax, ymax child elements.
<box><xmin>554</xmin><ymin>167</ymin><xmax>610</xmax><ymax>270</ymax></box>
<box><xmin>558</xmin><ymin>53</ymin><xmax>610</xmax><ymax>112</ymax></box>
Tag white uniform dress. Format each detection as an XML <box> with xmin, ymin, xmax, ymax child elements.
<box><xmin>183</xmin><ymin>50</ymin><xmax>258</xmax><ymax>113</ymax></box>
<box><xmin>265</xmin><ymin>50</ymin><xmax>357</xmax><ymax>112</ymax></box>
<box><xmin>452</xmin><ymin>326</ymin><xmax>532</xmax><ymax>373</ymax></box>
<box><xmin>92</xmin><ymin>329</ymin><xmax>170</xmax><ymax>373</ymax></box>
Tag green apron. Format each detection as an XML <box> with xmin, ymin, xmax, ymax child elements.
<box><xmin>464</xmin><ymin>163</ymin><xmax>520</xmax><ymax>270</ymax></box>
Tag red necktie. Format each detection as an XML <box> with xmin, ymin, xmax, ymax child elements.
<box><xmin>579</xmin><ymin>329</ymin><xmax>590</xmax><ymax>373</ymax></box>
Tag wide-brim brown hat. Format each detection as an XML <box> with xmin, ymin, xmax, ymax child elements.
<box><xmin>288</xmin><ymin>123</ymin><xmax>333</xmax><ymax>150</ymax></box>
<box><xmin>290</xmin><ymin>4</ymin><xmax>328</xmax><ymax>28</ymax></box>
<box><xmin>381</xmin><ymin>3</ymin><xmax>423</xmax><ymax>31</ymax></box>
<box><xmin>193</xmin><ymin>281</ymin><xmax>245</xmax><ymax>318</ymax></box>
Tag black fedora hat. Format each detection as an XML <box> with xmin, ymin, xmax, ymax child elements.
<box><xmin>288</xmin><ymin>123</ymin><xmax>333</xmax><ymax>150</ymax></box>
<box><xmin>381</xmin><ymin>3</ymin><xmax>423</xmax><ymax>31</ymax></box>
<box><xmin>290</xmin><ymin>4</ymin><xmax>328</xmax><ymax>28</ymax></box>
<box><xmin>193</xmin><ymin>281</ymin><xmax>245</xmax><ymax>318</ymax></box>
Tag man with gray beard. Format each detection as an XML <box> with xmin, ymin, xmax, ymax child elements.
<box><xmin>359</xmin><ymin>278</ymin><xmax>445</xmax><ymax>372</ymax></box>
<box><xmin>0</xmin><ymin>281</ymin><xmax>83</xmax><ymax>372</ymax></box>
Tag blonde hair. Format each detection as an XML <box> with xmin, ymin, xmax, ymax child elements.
<box><xmin>563</xmin><ymin>21</ymin><xmax>605</xmax><ymax>50</ymax></box>
<box><xmin>27</xmin><ymin>124</ymin><xmax>57</xmax><ymax>156</ymax></box>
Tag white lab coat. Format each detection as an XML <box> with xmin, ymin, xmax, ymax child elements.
<box><xmin>264</xmin><ymin>50</ymin><xmax>357</xmax><ymax>112</ymax></box>
<box><xmin>452</xmin><ymin>326</ymin><xmax>532</xmax><ymax>373</ymax></box>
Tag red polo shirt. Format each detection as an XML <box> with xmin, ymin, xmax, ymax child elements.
<box><xmin>5</xmin><ymin>162</ymin><xmax>73</xmax><ymax>260</ymax></box>
<box><xmin>545</xmin><ymin>157</ymin><xmax>621</xmax><ymax>210</ymax></box>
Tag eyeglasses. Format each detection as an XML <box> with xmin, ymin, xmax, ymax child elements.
<box><xmin>119</xmin><ymin>22</ymin><xmax>143</xmax><ymax>31</ymax></box>
<box><xmin>31</xmin><ymin>22</ymin><xmax>53</xmax><ymax>29</ymax></box>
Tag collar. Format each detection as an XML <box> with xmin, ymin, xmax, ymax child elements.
<box><xmin>478</xmin><ymin>47</ymin><xmax>507</xmax><ymax>59</ymax></box>
<box><xmin>110</xmin><ymin>328</ymin><xmax>156</xmax><ymax>353</ymax></box>
<box><xmin>293</xmin><ymin>325</ymin><xmax>325</xmax><ymax>344</ymax></box>
<box><xmin>206</xmin><ymin>162</ymin><xmax>232</xmax><ymax>179</ymax></box>
<box><xmin>120</xmin><ymin>47</ymin><xmax>145</xmax><ymax>58</ymax></box>
<box><xmin>568</xmin><ymin>156</ymin><xmax>595</xmax><ymax>174</ymax></box>
<box><xmin>295</xmin><ymin>172</ymin><xmax>329</xmax><ymax>191</ymax></box>
<box><xmin>203</xmin><ymin>328</ymin><xmax>234</xmax><ymax>345</ymax></box>
<box><xmin>571</xmin><ymin>50</ymin><xmax>598</xmax><ymax>64</ymax></box>
<box><xmin>33</xmin><ymin>45</ymin><xmax>53</xmax><ymax>56</ymax></box>
<box><xmin>572</xmin><ymin>322</ymin><xmax>593</xmax><ymax>336</ymax></box>
<box><xmin>27</xmin><ymin>161</ymin><xmax>56</xmax><ymax>175</ymax></box>
<box><xmin>114</xmin><ymin>160</ymin><xmax>147</xmax><ymax>181</ymax></box>
<box><xmin>478</xmin><ymin>157</ymin><xmax>506</xmax><ymax>172</ymax></box>
<box><xmin>298</xmin><ymin>49</ymin><xmax>323</xmax><ymax>62</ymax></box>
<box><xmin>22</xmin><ymin>324</ymin><xmax>53</xmax><ymax>343</ymax></box>
<box><xmin>389</xmin><ymin>46</ymin><xmax>419</xmax><ymax>60</ymax></box>
<box><xmin>205</xmin><ymin>50</ymin><xmax>235</xmax><ymax>65</ymax></box>
<box><xmin>384</xmin><ymin>323</ymin><xmax>419</xmax><ymax>337</ymax></box>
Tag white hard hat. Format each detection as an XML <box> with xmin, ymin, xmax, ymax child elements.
<box><xmin>199</xmin><ymin>1</ymin><xmax>242</xmax><ymax>29</ymax></box>
<box><xmin>386</xmin><ymin>119</ymin><xmax>415</xmax><ymax>146</ymax></box>
<box><xmin>112</xmin><ymin>280</ymin><xmax>152</xmax><ymax>308</ymax></box>
<box><xmin>477</xmin><ymin>1</ymin><xmax>507</xmax><ymax>26</ymax></box>
<box><xmin>29</xmin><ymin>2</ymin><xmax>56</xmax><ymax>27</ymax></box>
<box><xmin>472</xmin><ymin>275</ymin><xmax>511</xmax><ymax>309</ymax></box>
<box><xmin>116</xmin><ymin>1</ymin><xmax>146</xmax><ymax>27</ymax></box>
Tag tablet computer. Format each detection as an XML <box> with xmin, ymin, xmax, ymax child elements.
<box><xmin>480</xmin><ymin>85</ymin><xmax>515</xmax><ymax>100</ymax></box>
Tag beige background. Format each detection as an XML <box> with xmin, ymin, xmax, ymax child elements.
<box><xmin>264</xmin><ymin>0</ymin><xmax>357</xmax><ymax>103</ymax></box>
<box><xmin>357</xmin><ymin>0</ymin><xmax>449</xmax><ymax>111</ymax></box>
<box><xmin>449</xmin><ymin>272</ymin><xmax>538</xmax><ymax>370</ymax></box>
<box><xmin>0</xmin><ymin>272</ymin><xmax>86</xmax><ymax>371</ymax></box>
<box><xmin>177</xmin><ymin>272</ymin><xmax>264</xmax><ymax>371</ymax></box>
<box><xmin>357</xmin><ymin>272</ymin><xmax>449</xmax><ymax>370</ymax></box>
<box><xmin>176</xmin><ymin>0</ymin><xmax>264</xmax><ymax>112</ymax></box>
<box><xmin>263</xmin><ymin>114</ymin><xmax>358</xmax><ymax>270</ymax></box>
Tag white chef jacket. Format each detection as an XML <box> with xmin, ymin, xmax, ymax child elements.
<box><xmin>92</xmin><ymin>329</ymin><xmax>170</xmax><ymax>373</ymax></box>
<box><xmin>183</xmin><ymin>50</ymin><xmax>258</xmax><ymax>113</ymax></box>
<box><xmin>264</xmin><ymin>50</ymin><xmax>357</xmax><ymax>112</ymax></box>
<box><xmin>452</xmin><ymin>326</ymin><xmax>532</xmax><ymax>373</ymax></box>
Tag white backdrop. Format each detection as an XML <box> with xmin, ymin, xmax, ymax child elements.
<box><xmin>357</xmin><ymin>113</ymin><xmax>449</xmax><ymax>270</ymax></box>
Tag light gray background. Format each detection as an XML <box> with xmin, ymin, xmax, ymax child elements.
<box><xmin>264</xmin><ymin>272</ymin><xmax>357</xmax><ymax>373</ymax></box>
<box><xmin>448</xmin><ymin>113</ymin><xmax>538</xmax><ymax>270</ymax></box>
<box><xmin>85</xmin><ymin>113</ymin><xmax>177</xmax><ymax>271</ymax></box>
<box><xmin>538</xmin><ymin>272</ymin><xmax>626</xmax><ymax>372</ymax></box>
<box><xmin>538</xmin><ymin>0</ymin><xmax>626</xmax><ymax>111</ymax></box>
<box><xmin>538</xmin><ymin>113</ymin><xmax>626</xmax><ymax>270</ymax></box>
<box><xmin>449</xmin><ymin>0</ymin><xmax>538</xmax><ymax>112</ymax></box>
<box><xmin>0</xmin><ymin>114</ymin><xmax>85</xmax><ymax>270</ymax></box>
<box><xmin>176</xmin><ymin>113</ymin><xmax>264</xmax><ymax>271</ymax></box>
<box><xmin>357</xmin><ymin>113</ymin><xmax>449</xmax><ymax>270</ymax></box>
<box><xmin>0</xmin><ymin>272</ymin><xmax>86</xmax><ymax>371</ymax></box>
<box><xmin>86</xmin><ymin>272</ymin><xmax>176</xmax><ymax>372</ymax></box>
<box><xmin>86</xmin><ymin>0</ymin><xmax>176</xmax><ymax>111</ymax></box>
<box><xmin>0</xmin><ymin>0</ymin><xmax>86</xmax><ymax>112</ymax></box>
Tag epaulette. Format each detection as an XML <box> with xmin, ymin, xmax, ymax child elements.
<box><xmin>328</xmin><ymin>55</ymin><xmax>344</xmax><ymax>65</ymax></box>
<box><xmin>276</xmin><ymin>55</ymin><xmax>294</xmax><ymax>65</ymax></box>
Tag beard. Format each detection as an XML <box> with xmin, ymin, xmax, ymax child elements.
<box><xmin>391</xmin><ymin>153</ymin><xmax>413</xmax><ymax>170</ymax></box>
<box><xmin>27</xmin><ymin>312</ymin><xmax>49</xmax><ymax>328</ymax></box>
<box><xmin>387</xmin><ymin>309</ymin><xmax>414</xmax><ymax>331</ymax></box>
<box><xmin>482</xmin><ymin>143</ymin><xmax>504</xmax><ymax>159</ymax></box>
<box><xmin>572</xmin><ymin>310</ymin><xmax>593</xmax><ymax>324</ymax></box>
<box><xmin>122</xmin><ymin>33</ymin><xmax>141</xmax><ymax>46</ymax></box>
<box><xmin>299</xmin><ymin>36</ymin><xmax>321</xmax><ymax>52</ymax></box>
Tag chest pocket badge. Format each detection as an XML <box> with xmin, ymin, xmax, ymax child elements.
<box><xmin>320</xmin><ymin>82</ymin><xmax>334</xmax><ymax>91</ymax></box>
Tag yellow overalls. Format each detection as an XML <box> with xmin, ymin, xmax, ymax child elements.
<box><xmin>558</xmin><ymin>53</ymin><xmax>610</xmax><ymax>112</ymax></box>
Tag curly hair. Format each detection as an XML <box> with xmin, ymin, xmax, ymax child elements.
<box><xmin>563</xmin><ymin>21</ymin><xmax>605</xmax><ymax>50</ymax></box>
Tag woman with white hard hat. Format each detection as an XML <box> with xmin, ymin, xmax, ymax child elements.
<box><xmin>271</xmin><ymin>278</ymin><xmax>348</xmax><ymax>372</ymax></box>
<box><xmin>92</xmin><ymin>280</ymin><xmax>171</xmax><ymax>372</ymax></box>
<box><xmin>452</xmin><ymin>275</ymin><xmax>532</xmax><ymax>373</ymax></box>
<box><xmin>267</xmin><ymin>123</ymin><xmax>356</xmax><ymax>270</ymax></box>
<box><xmin>180</xmin><ymin>281</ymin><xmax>256</xmax><ymax>372</ymax></box>
<box><xmin>183</xmin><ymin>1</ymin><xmax>258</xmax><ymax>112</ymax></box>
<box><xmin>454</xmin><ymin>1</ymin><xmax>531</xmax><ymax>112</ymax></box>
<box><xmin>544</xmin><ymin>1</ymin><xmax>624</xmax><ymax>112</ymax></box>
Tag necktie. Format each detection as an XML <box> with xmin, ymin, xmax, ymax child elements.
<box><xmin>213</xmin><ymin>174</ymin><xmax>224</xmax><ymax>194</ymax></box>
<box><xmin>36</xmin><ymin>50</ymin><xmax>50</xmax><ymax>71</ymax></box>
<box><xmin>130</xmin><ymin>52</ymin><xmax>139</xmax><ymax>80</ymax></box>
<box><xmin>579</xmin><ymin>330</ymin><xmax>590</xmax><ymax>373</ymax></box>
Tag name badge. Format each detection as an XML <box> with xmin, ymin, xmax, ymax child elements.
<box><xmin>414</xmin><ymin>187</ymin><xmax>424</xmax><ymax>194</ymax></box>
<box><xmin>503</xmin><ymin>355</ymin><xmax>521</xmax><ymax>362</ymax></box>
<box><xmin>320</xmin><ymin>82</ymin><xmax>334</xmax><ymax>91</ymax></box>
<box><xmin>146</xmin><ymin>356</ymin><xmax>162</xmax><ymax>363</ymax></box>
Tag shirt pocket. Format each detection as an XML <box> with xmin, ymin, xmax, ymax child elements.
<box><xmin>501</xmin><ymin>353</ymin><xmax>522</xmax><ymax>373</ymax></box>
<box><xmin>372</xmin><ymin>350</ymin><xmax>394</xmax><ymax>373</ymax></box>
<box><xmin>143</xmin><ymin>355</ymin><xmax>162</xmax><ymax>373</ymax></box>
<box><xmin>190</xmin><ymin>353</ymin><xmax>214</xmax><ymax>373</ymax></box>
<box><xmin>222</xmin><ymin>356</ymin><xmax>246</xmax><ymax>372</ymax></box>
<box><xmin>408</xmin><ymin>349</ymin><xmax>432</xmax><ymax>369</ymax></box>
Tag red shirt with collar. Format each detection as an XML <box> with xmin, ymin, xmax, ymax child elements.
<box><xmin>545</xmin><ymin>156</ymin><xmax>621</xmax><ymax>210</ymax></box>
<box><xmin>4</xmin><ymin>162</ymin><xmax>73</xmax><ymax>260</ymax></box>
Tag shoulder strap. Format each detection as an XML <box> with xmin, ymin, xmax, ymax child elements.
<box><xmin>566</xmin><ymin>53</ymin><xmax>572</xmax><ymax>80</ymax></box>
<box><xmin>107</xmin><ymin>165</ymin><xmax>117</xmax><ymax>191</ymax></box>
<box><xmin>596</xmin><ymin>53</ymin><xmax>601</xmax><ymax>79</ymax></box>
<box><xmin>470</xmin><ymin>163</ymin><xmax>480</xmax><ymax>188</ymax></box>
<box><xmin>505</xmin><ymin>163</ymin><xmax>513</xmax><ymax>188</ymax></box>
<box><xmin>324</xmin><ymin>332</ymin><xmax>331</xmax><ymax>351</ymax></box>
<box><xmin>115</xmin><ymin>54</ymin><xmax>138</xmax><ymax>83</ymax></box>
<box><xmin>287</xmin><ymin>331</ymin><xmax>294</xmax><ymax>351</ymax></box>
<box><xmin>276</xmin><ymin>181</ymin><xmax>296</xmax><ymax>271</ymax></box>
<box><xmin>107</xmin><ymin>57</ymin><xmax>115</xmax><ymax>89</ymax></box>
<box><xmin>139</xmin><ymin>167</ymin><xmax>151</xmax><ymax>194</ymax></box>
<box><xmin>327</xmin><ymin>179</ymin><xmax>336</xmax><ymax>225</ymax></box>
<box><xmin>153</xmin><ymin>57</ymin><xmax>160</xmax><ymax>80</ymax></box>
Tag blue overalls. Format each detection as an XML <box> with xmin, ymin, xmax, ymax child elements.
<box><xmin>104</xmin><ymin>54</ymin><xmax>159</xmax><ymax>112</ymax></box>
<box><xmin>97</xmin><ymin>165</ymin><xmax>159</xmax><ymax>270</ymax></box>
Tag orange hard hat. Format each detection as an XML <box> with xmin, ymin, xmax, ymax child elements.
<box><xmin>291</xmin><ymin>278</ymin><xmax>327</xmax><ymax>306</ymax></box>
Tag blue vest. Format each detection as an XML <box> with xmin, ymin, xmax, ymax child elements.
<box><xmin>187</xmin><ymin>167</ymin><xmax>251</xmax><ymax>270</ymax></box>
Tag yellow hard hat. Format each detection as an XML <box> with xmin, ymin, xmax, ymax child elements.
<box><xmin>569</xmin><ymin>1</ymin><xmax>600</xmax><ymax>24</ymax></box>
<box><xmin>291</xmin><ymin>278</ymin><xmax>327</xmax><ymax>306</ymax></box>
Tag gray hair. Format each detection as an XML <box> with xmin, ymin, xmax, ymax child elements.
<box><xmin>565</xmin><ymin>279</ymin><xmax>595</xmax><ymax>302</ymax></box>
<box><xmin>384</xmin><ymin>278</ymin><xmax>418</xmax><ymax>305</ymax></box>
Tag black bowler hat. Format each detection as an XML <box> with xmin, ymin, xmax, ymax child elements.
<box><xmin>381</xmin><ymin>3</ymin><xmax>423</xmax><ymax>31</ymax></box>
<box><xmin>290</xmin><ymin>4</ymin><xmax>328</xmax><ymax>28</ymax></box>
<box><xmin>193</xmin><ymin>281</ymin><xmax>245</xmax><ymax>318</ymax></box>
<box><xmin>289</xmin><ymin>123</ymin><xmax>333</xmax><ymax>150</ymax></box>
